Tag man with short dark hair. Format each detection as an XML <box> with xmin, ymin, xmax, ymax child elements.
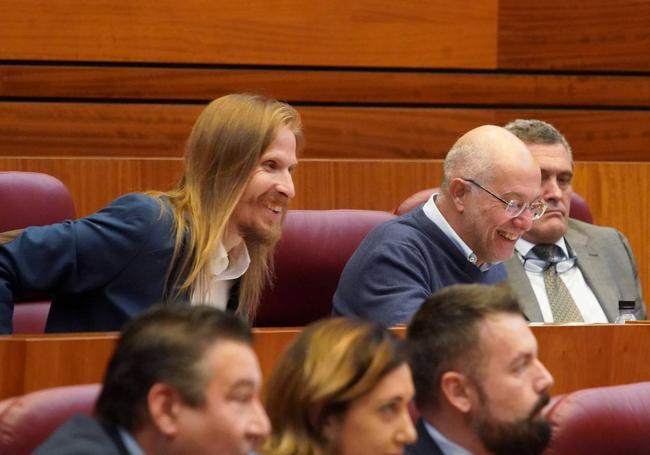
<box><xmin>35</xmin><ymin>304</ymin><xmax>270</xmax><ymax>455</ymax></box>
<box><xmin>334</xmin><ymin>125</ymin><xmax>544</xmax><ymax>326</ymax></box>
<box><xmin>504</xmin><ymin>119</ymin><xmax>646</xmax><ymax>322</ymax></box>
<box><xmin>406</xmin><ymin>283</ymin><xmax>554</xmax><ymax>455</ymax></box>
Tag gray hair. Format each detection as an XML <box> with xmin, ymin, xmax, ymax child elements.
<box><xmin>504</xmin><ymin>119</ymin><xmax>573</xmax><ymax>165</ymax></box>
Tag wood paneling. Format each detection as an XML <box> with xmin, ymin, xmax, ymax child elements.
<box><xmin>2</xmin><ymin>103</ymin><xmax>650</xmax><ymax>161</ymax></box>
<box><xmin>0</xmin><ymin>0</ymin><xmax>497</xmax><ymax>69</ymax></box>
<box><xmin>499</xmin><ymin>0</ymin><xmax>650</xmax><ymax>71</ymax></box>
<box><xmin>3</xmin><ymin>66</ymin><xmax>650</xmax><ymax>107</ymax></box>
<box><xmin>3</xmin><ymin>325</ymin><xmax>650</xmax><ymax>399</ymax></box>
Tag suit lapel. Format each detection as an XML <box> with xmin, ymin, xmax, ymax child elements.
<box><xmin>566</xmin><ymin>222</ymin><xmax>619</xmax><ymax>322</ymax></box>
<box><xmin>504</xmin><ymin>256</ymin><xmax>544</xmax><ymax>321</ymax></box>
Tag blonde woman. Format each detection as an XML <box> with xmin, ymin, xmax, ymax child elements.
<box><xmin>264</xmin><ymin>318</ymin><xmax>417</xmax><ymax>455</ymax></box>
<box><xmin>0</xmin><ymin>94</ymin><xmax>303</xmax><ymax>333</ymax></box>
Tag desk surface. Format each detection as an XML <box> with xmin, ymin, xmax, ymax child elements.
<box><xmin>1</xmin><ymin>324</ymin><xmax>650</xmax><ymax>399</ymax></box>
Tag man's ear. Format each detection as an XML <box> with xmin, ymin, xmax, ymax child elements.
<box><xmin>440</xmin><ymin>371</ymin><xmax>474</xmax><ymax>414</ymax></box>
<box><xmin>448</xmin><ymin>178</ymin><xmax>469</xmax><ymax>212</ymax></box>
<box><xmin>147</xmin><ymin>383</ymin><xmax>183</xmax><ymax>437</ymax></box>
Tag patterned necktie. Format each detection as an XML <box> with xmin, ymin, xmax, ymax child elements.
<box><xmin>531</xmin><ymin>244</ymin><xmax>583</xmax><ymax>323</ymax></box>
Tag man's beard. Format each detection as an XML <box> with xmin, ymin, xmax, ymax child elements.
<box><xmin>472</xmin><ymin>388</ymin><xmax>552</xmax><ymax>455</ymax></box>
<box><xmin>239</xmin><ymin>192</ymin><xmax>288</xmax><ymax>247</ymax></box>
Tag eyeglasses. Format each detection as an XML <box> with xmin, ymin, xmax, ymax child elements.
<box><xmin>462</xmin><ymin>178</ymin><xmax>547</xmax><ymax>221</ymax></box>
<box><xmin>522</xmin><ymin>256</ymin><xmax>578</xmax><ymax>273</ymax></box>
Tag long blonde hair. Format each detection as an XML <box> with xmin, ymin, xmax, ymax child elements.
<box><xmin>150</xmin><ymin>94</ymin><xmax>303</xmax><ymax>319</ymax></box>
<box><xmin>263</xmin><ymin>318</ymin><xmax>408</xmax><ymax>455</ymax></box>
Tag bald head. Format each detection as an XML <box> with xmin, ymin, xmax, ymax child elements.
<box><xmin>437</xmin><ymin>125</ymin><xmax>542</xmax><ymax>265</ymax></box>
<box><xmin>443</xmin><ymin>125</ymin><xmax>537</xmax><ymax>190</ymax></box>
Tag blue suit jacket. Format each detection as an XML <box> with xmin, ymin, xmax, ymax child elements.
<box><xmin>0</xmin><ymin>193</ymin><xmax>237</xmax><ymax>333</ymax></box>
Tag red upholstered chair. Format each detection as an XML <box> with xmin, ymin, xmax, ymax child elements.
<box><xmin>0</xmin><ymin>171</ymin><xmax>77</xmax><ymax>333</ymax></box>
<box><xmin>255</xmin><ymin>209</ymin><xmax>396</xmax><ymax>326</ymax></box>
<box><xmin>394</xmin><ymin>187</ymin><xmax>593</xmax><ymax>223</ymax></box>
<box><xmin>0</xmin><ymin>384</ymin><xmax>100</xmax><ymax>455</ymax></box>
<box><xmin>542</xmin><ymin>382</ymin><xmax>650</xmax><ymax>454</ymax></box>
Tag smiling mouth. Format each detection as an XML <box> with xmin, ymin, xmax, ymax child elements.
<box><xmin>498</xmin><ymin>230</ymin><xmax>519</xmax><ymax>241</ymax></box>
<box><xmin>264</xmin><ymin>203</ymin><xmax>283</xmax><ymax>214</ymax></box>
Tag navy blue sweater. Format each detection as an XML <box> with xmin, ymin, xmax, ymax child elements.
<box><xmin>333</xmin><ymin>207</ymin><xmax>507</xmax><ymax>326</ymax></box>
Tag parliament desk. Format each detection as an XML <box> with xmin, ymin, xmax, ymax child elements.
<box><xmin>1</xmin><ymin>324</ymin><xmax>650</xmax><ymax>400</ymax></box>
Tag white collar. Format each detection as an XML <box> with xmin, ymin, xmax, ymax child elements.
<box><xmin>422</xmin><ymin>194</ymin><xmax>495</xmax><ymax>271</ymax></box>
<box><xmin>208</xmin><ymin>240</ymin><xmax>251</xmax><ymax>280</ymax></box>
<box><xmin>515</xmin><ymin>236</ymin><xmax>568</xmax><ymax>259</ymax></box>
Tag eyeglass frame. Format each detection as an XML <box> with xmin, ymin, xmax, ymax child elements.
<box><xmin>461</xmin><ymin>178</ymin><xmax>548</xmax><ymax>221</ymax></box>
<box><xmin>519</xmin><ymin>253</ymin><xmax>578</xmax><ymax>274</ymax></box>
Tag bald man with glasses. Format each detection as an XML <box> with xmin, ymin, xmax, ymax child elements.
<box><xmin>333</xmin><ymin>125</ymin><xmax>544</xmax><ymax>326</ymax></box>
<box><xmin>504</xmin><ymin>119</ymin><xmax>646</xmax><ymax>323</ymax></box>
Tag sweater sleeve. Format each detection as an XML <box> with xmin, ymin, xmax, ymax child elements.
<box><xmin>0</xmin><ymin>193</ymin><xmax>165</xmax><ymax>333</ymax></box>
<box><xmin>333</xmin><ymin>236</ymin><xmax>433</xmax><ymax>327</ymax></box>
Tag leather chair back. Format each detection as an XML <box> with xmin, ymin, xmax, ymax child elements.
<box><xmin>543</xmin><ymin>382</ymin><xmax>650</xmax><ymax>454</ymax></box>
<box><xmin>0</xmin><ymin>172</ymin><xmax>76</xmax><ymax>333</ymax></box>
<box><xmin>255</xmin><ymin>209</ymin><xmax>396</xmax><ymax>326</ymax></box>
<box><xmin>0</xmin><ymin>384</ymin><xmax>100</xmax><ymax>455</ymax></box>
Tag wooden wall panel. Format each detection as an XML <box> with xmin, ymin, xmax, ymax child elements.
<box><xmin>3</xmin><ymin>66</ymin><xmax>650</xmax><ymax>107</ymax></box>
<box><xmin>499</xmin><ymin>0</ymin><xmax>650</xmax><ymax>71</ymax></box>
<box><xmin>3</xmin><ymin>325</ymin><xmax>650</xmax><ymax>399</ymax></box>
<box><xmin>0</xmin><ymin>0</ymin><xmax>497</xmax><ymax>69</ymax></box>
<box><xmin>2</xmin><ymin>103</ymin><xmax>650</xmax><ymax>162</ymax></box>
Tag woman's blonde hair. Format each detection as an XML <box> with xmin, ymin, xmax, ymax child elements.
<box><xmin>149</xmin><ymin>93</ymin><xmax>303</xmax><ymax>319</ymax></box>
<box><xmin>263</xmin><ymin>318</ymin><xmax>408</xmax><ymax>455</ymax></box>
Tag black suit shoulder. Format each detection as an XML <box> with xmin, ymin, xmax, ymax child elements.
<box><xmin>34</xmin><ymin>415</ymin><xmax>129</xmax><ymax>455</ymax></box>
<box><xmin>405</xmin><ymin>418</ymin><xmax>444</xmax><ymax>455</ymax></box>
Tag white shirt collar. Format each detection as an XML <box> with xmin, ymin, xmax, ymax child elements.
<box><xmin>422</xmin><ymin>194</ymin><xmax>495</xmax><ymax>271</ymax></box>
<box><xmin>209</xmin><ymin>240</ymin><xmax>251</xmax><ymax>280</ymax></box>
<box><xmin>423</xmin><ymin>420</ymin><xmax>474</xmax><ymax>455</ymax></box>
<box><xmin>515</xmin><ymin>236</ymin><xmax>568</xmax><ymax>259</ymax></box>
<box><xmin>117</xmin><ymin>427</ymin><xmax>145</xmax><ymax>455</ymax></box>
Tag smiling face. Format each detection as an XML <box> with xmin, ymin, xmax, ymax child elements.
<box><xmin>228</xmin><ymin>126</ymin><xmax>298</xmax><ymax>247</ymax></box>
<box><xmin>461</xmin><ymin>161</ymin><xmax>542</xmax><ymax>264</ymax></box>
<box><xmin>523</xmin><ymin>143</ymin><xmax>573</xmax><ymax>244</ymax></box>
<box><xmin>469</xmin><ymin>314</ymin><xmax>554</xmax><ymax>454</ymax></box>
<box><xmin>331</xmin><ymin>363</ymin><xmax>417</xmax><ymax>455</ymax></box>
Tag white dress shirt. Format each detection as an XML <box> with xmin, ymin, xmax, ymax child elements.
<box><xmin>190</xmin><ymin>240</ymin><xmax>250</xmax><ymax>309</ymax></box>
<box><xmin>423</xmin><ymin>194</ymin><xmax>497</xmax><ymax>271</ymax></box>
<box><xmin>515</xmin><ymin>237</ymin><xmax>607</xmax><ymax>323</ymax></box>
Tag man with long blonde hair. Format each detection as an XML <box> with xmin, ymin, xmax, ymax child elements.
<box><xmin>0</xmin><ymin>94</ymin><xmax>303</xmax><ymax>333</ymax></box>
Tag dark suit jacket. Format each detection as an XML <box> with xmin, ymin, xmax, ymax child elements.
<box><xmin>405</xmin><ymin>419</ymin><xmax>444</xmax><ymax>455</ymax></box>
<box><xmin>34</xmin><ymin>415</ymin><xmax>129</xmax><ymax>455</ymax></box>
<box><xmin>0</xmin><ymin>193</ymin><xmax>239</xmax><ymax>333</ymax></box>
<box><xmin>505</xmin><ymin>219</ymin><xmax>646</xmax><ymax>322</ymax></box>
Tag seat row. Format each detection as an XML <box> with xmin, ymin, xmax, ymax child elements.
<box><xmin>0</xmin><ymin>381</ymin><xmax>647</xmax><ymax>454</ymax></box>
<box><xmin>1</xmin><ymin>171</ymin><xmax>594</xmax><ymax>332</ymax></box>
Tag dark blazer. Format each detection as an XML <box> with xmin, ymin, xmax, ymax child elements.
<box><xmin>505</xmin><ymin>219</ymin><xmax>646</xmax><ymax>322</ymax></box>
<box><xmin>0</xmin><ymin>193</ymin><xmax>239</xmax><ymax>333</ymax></box>
<box><xmin>34</xmin><ymin>415</ymin><xmax>129</xmax><ymax>455</ymax></box>
<box><xmin>405</xmin><ymin>419</ymin><xmax>444</xmax><ymax>455</ymax></box>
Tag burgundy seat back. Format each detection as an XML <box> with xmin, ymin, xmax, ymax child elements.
<box><xmin>255</xmin><ymin>209</ymin><xmax>396</xmax><ymax>326</ymax></box>
<box><xmin>0</xmin><ymin>172</ymin><xmax>76</xmax><ymax>333</ymax></box>
<box><xmin>0</xmin><ymin>384</ymin><xmax>101</xmax><ymax>455</ymax></box>
<box><xmin>543</xmin><ymin>382</ymin><xmax>650</xmax><ymax>454</ymax></box>
<box><xmin>394</xmin><ymin>187</ymin><xmax>593</xmax><ymax>223</ymax></box>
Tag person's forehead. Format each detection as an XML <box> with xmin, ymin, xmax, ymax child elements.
<box><xmin>478</xmin><ymin>313</ymin><xmax>536</xmax><ymax>364</ymax></box>
<box><xmin>527</xmin><ymin>143</ymin><xmax>572</xmax><ymax>172</ymax></box>
<box><xmin>203</xmin><ymin>340</ymin><xmax>261</xmax><ymax>388</ymax></box>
